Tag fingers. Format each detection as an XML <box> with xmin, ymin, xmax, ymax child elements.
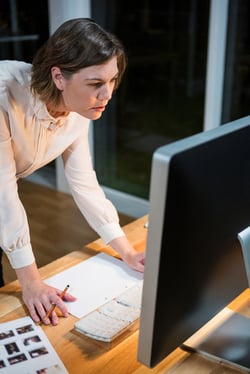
<box><xmin>135</xmin><ymin>262</ymin><xmax>144</xmax><ymax>273</ymax></box>
<box><xmin>28</xmin><ymin>303</ymin><xmax>43</xmax><ymax>324</ymax></box>
<box><xmin>23</xmin><ymin>286</ymin><xmax>73</xmax><ymax>326</ymax></box>
<box><xmin>27</xmin><ymin>299</ymin><xmax>58</xmax><ymax>326</ymax></box>
<box><xmin>62</xmin><ymin>292</ymin><xmax>77</xmax><ymax>302</ymax></box>
<box><xmin>131</xmin><ymin>252</ymin><xmax>145</xmax><ymax>273</ymax></box>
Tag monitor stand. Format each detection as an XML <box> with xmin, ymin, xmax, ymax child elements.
<box><xmin>182</xmin><ymin>227</ymin><xmax>250</xmax><ymax>372</ymax></box>
<box><xmin>182</xmin><ymin>304</ymin><xmax>250</xmax><ymax>372</ymax></box>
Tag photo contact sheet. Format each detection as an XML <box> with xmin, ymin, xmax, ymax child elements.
<box><xmin>0</xmin><ymin>316</ymin><xmax>68</xmax><ymax>373</ymax></box>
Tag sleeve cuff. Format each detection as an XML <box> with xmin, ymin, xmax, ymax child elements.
<box><xmin>7</xmin><ymin>244</ymin><xmax>35</xmax><ymax>269</ymax></box>
<box><xmin>97</xmin><ymin>222</ymin><xmax>125</xmax><ymax>244</ymax></box>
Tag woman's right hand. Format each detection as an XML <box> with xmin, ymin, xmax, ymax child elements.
<box><xmin>15</xmin><ymin>263</ymin><xmax>76</xmax><ymax>325</ymax></box>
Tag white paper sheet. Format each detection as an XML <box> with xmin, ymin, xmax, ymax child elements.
<box><xmin>45</xmin><ymin>253</ymin><xmax>143</xmax><ymax>318</ymax></box>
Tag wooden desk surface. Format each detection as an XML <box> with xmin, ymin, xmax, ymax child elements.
<box><xmin>0</xmin><ymin>216</ymin><xmax>249</xmax><ymax>374</ymax></box>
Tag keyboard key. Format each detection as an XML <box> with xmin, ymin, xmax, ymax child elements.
<box><xmin>75</xmin><ymin>310</ymin><xmax>131</xmax><ymax>342</ymax></box>
<box><xmin>99</xmin><ymin>299</ymin><xmax>140</xmax><ymax>323</ymax></box>
<box><xmin>115</xmin><ymin>282</ymin><xmax>143</xmax><ymax>308</ymax></box>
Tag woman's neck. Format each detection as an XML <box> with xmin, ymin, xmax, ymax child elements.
<box><xmin>46</xmin><ymin>102</ymin><xmax>69</xmax><ymax>118</ymax></box>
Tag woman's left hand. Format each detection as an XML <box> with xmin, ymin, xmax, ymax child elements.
<box><xmin>109</xmin><ymin>236</ymin><xmax>145</xmax><ymax>273</ymax></box>
<box><xmin>122</xmin><ymin>250</ymin><xmax>145</xmax><ymax>272</ymax></box>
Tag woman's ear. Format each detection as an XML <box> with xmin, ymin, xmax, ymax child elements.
<box><xmin>51</xmin><ymin>66</ymin><xmax>64</xmax><ymax>91</ymax></box>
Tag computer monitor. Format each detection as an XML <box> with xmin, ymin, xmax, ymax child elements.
<box><xmin>138</xmin><ymin>116</ymin><xmax>250</xmax><ymax>370</ymax></box>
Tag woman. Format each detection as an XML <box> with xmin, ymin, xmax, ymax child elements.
<box><xmin>0</xmin><ymin>18</ymin><xmax>145</xmax><ymax>325</ymax></box>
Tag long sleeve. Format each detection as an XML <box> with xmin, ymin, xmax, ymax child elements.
<box><xmin>62</xmin><ymin>123</ymin><xmax>125</xmax><ymax>244</ymax></box>
<box><xmin>0</xmin><ymin>123</ymin><xmax>35</xmax><ymax>268</ymax></box>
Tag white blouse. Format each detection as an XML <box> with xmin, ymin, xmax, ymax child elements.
<box><xmin>0</xmin><ymin>60</ymin><xmax>124</xmax><ymax>269</ymax></box>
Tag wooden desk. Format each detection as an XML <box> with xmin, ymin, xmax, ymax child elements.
<box><xmin>0</xmin><ymin>216</ymin><xmax>249</xmax><ymax>374</ymax></box>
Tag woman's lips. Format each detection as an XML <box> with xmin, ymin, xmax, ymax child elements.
<box><xmin>92</xmin><ymin>105</ymin><xmax>106</xmax><ymax>112</ymax></box>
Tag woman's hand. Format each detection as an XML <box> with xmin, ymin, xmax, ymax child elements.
<box><xmin>109</xmin><ymin>236</ymin><xmax>145</xmax><ymax>273</ymax></box>
<box><xmin>22</xmin><ymin>280</ymin><xmax>76</xmax><ymax>325</ymax></box>
<box><xmin>122</xmin><ymin>250</ymin><xmax>145</xmax><ymax>272</ymax></box>
<box><xmin>15</xmin><ymin>263</ymin><xmax>76</xmax><ymax>325</ymax></box>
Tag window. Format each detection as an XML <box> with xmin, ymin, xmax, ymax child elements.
<box><xmin>0</xmin><ymin>0</ymin><xmax>49</xmax><ymax>62</ymax></box>
<box><xmin>92</xmin><ymin>0</ymin><xmax>210</xmax><ymax>200</ymax></box>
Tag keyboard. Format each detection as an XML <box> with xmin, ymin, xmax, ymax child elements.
<box><xmin>74</xmin><ymin>281</ymin><xmax>143</xmax><ymax>342</ymax></box>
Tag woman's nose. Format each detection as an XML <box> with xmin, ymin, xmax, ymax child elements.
<box><xmin>98</xmin><ymin>85</ymin><xmax>112</xmax><ymax>100</ymax></box>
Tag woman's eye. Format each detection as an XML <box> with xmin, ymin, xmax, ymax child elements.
<box><xmin>90</xmin><ymin>82</ymin><xmax>102</xmax><ymax>88</ymax></box>
<box><xmin>87</xmin><ymin>81</ymin><xmax>102</xmax><ymax>88</ymax></box>
<box><xmin>89</xmin><ymin>79</ymin><xmax>117</xmax><ymax>89</ymax></box>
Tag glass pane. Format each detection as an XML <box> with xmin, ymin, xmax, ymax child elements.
<box><xmin>0</xmin><ymin>0</ymin><xmax>49</xmax><ymax>62</ymax></box>
<box><xmin>93</xmin><ymin>0</ymin><xmax>210</xmax><ymax>199</ymax></box>
<box><xmin>222</xmin><ymin>0</ymin><xmax>250</xmax><ymax>122</ymax></box>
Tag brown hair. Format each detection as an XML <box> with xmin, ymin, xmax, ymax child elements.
<box><xmin>31</xmin><ymin>18</ymin><xmax>127</xmax><ymax>106</ymax></box>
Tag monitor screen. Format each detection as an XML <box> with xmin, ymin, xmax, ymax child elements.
<box><xmin>138</xmin><ymin>116</ymin><xmax>250</xmax><ymax>369</ymax></box>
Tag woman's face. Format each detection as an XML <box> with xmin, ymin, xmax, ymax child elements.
<box><xmin>52</xmin><ymin>56</ymin><xmax>119</xmax><ymax>120</ymax></box>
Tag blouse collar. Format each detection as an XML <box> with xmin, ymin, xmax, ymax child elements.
<box><xmin>30</xmin><ymin>93</ymin><xmax>70</xmax><ymax>130</ymax></box>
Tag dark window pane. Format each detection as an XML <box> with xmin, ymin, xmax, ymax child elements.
<box><xmin>0</xmin><ymin>0</ymin><xmax>49</xmax><ymax>62</ymax></box>
<box><xmin>93</xmin><ymin>0</ymin><xmax>209</xmax><ymax>199</ymax></box>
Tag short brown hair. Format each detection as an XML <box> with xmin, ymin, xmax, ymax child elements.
<box><xmin>31</xmin><ymin>18</ymin><xmax>127</xmax><ymax>106</ymax></box>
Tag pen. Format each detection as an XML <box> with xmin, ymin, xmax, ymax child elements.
<box><xmin>45</xmin><ymin>284</ymin><xmax>70</xmax><ymax>319</ymax></box>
